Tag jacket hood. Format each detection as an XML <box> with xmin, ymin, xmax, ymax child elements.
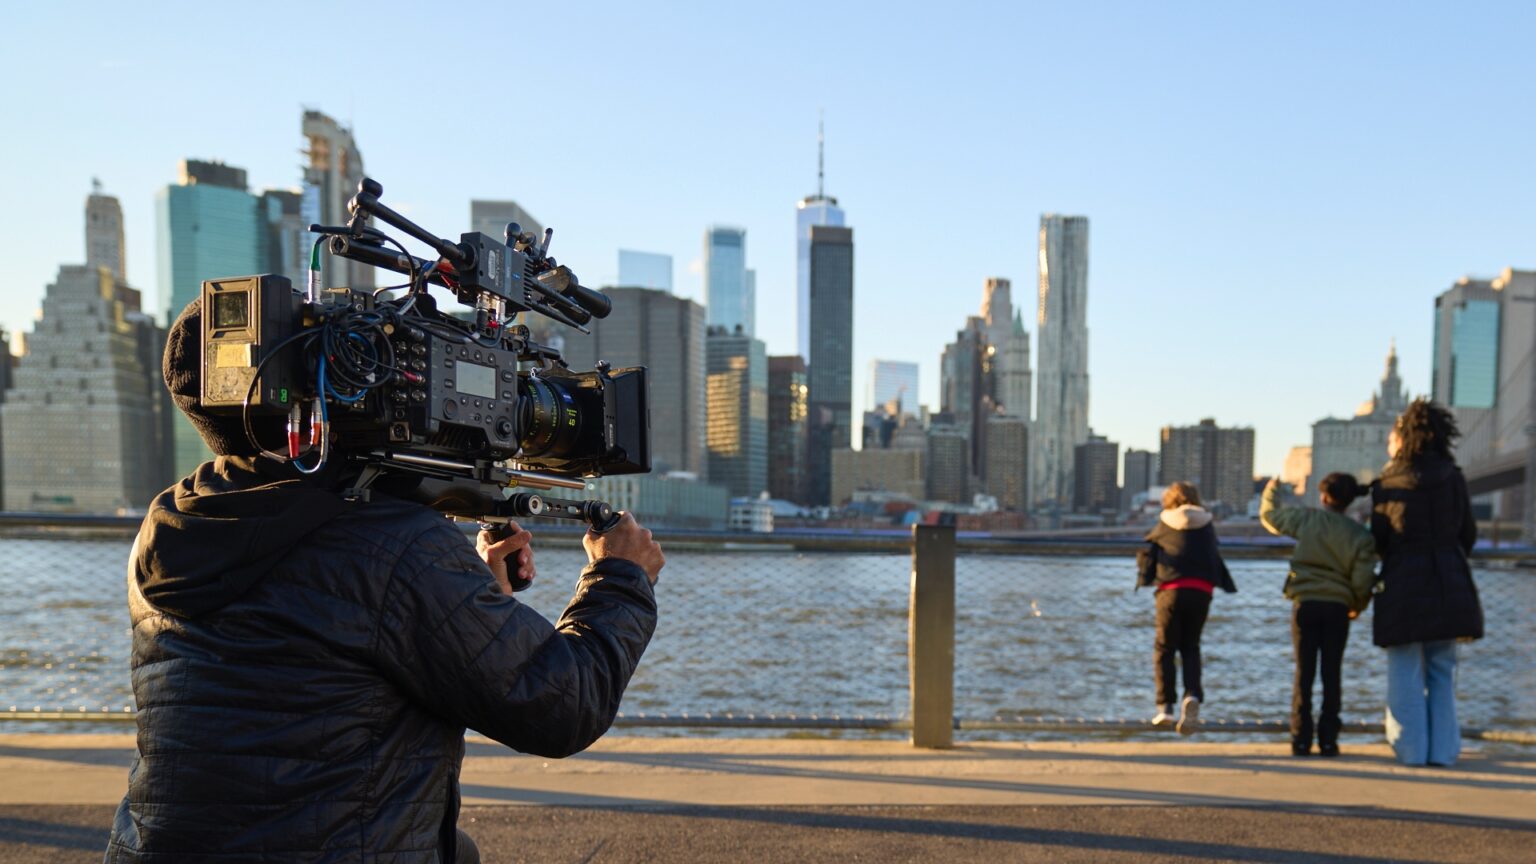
<box><xmin>134</xmin><ymin>457</ymin><xmax>349</xmax><ymax>618</ymax></box>
<box><xmin>1161</xmin><ymin>504</ymin><xmax>1213</xmax><ymax>530</ymax></box>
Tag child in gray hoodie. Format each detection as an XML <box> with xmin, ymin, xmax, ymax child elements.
<box><xmin>1137</xmin><ymin>482</ymin><xmax>1236</xmax><ymax>734</ymax></box>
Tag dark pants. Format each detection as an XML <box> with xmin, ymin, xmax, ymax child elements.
<box><xmin>455</xmin><ymin>829</ymin><xmax>480</xmax><ymax>864</ymax></box>
<box><xmin>1154</xmin><ymin>588</ymin><xmax>1211</xmax><ymax>705</ymax></box>
<box><xmin>1291</xmin><ymin>600</ymin><xmax>1351</xmax><ymax>748</ymax></box>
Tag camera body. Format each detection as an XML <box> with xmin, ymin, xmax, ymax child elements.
<box><xmin>200</xmin><ymin>274</ymin><xmax>648</xmax><ymax>478</ymax></box>
<box><xmin>195</xmin><ymin>180</ymin><xmax>649</xmax><ymax>527</ymax></box>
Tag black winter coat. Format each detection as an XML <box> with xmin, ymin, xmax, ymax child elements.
<box><xmin>105</xmin><ymin>458</ymin><xmax>657</xmax><ymax>862</ymax></box>
<box><xmin>1370</xmin><ymin>455</ymin><xmax>1482</xmax><ymax>647</ymax></box>
<box><xmin>1136</xmin><ymin>507</ymin><xmax>1237</xmax><ymax>593</ymax></box>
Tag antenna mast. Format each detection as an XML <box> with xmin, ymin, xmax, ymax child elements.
<box><xmin>817</xmin><ymin>111</ymin><xmax>825</xmax><ymax>199</ymax></box>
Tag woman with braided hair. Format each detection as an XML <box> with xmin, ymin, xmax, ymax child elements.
<box><xmin>1370</xmin><ymin>398</ymin><xmax>1482</xmax><ymax>766</ymax></box>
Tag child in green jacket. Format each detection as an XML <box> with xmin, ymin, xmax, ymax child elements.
<box><xmin>1260</xmin><ymin>474</ymin><xmax>1377</xmax><ymax>757</ymax></box>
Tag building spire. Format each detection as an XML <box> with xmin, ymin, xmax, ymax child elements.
<box><xmin>1378</xmin><ymin>338</ymin><xmax>1405</xmax><ymax>413</ymax></box>
<box><xmin>817</xmin><ymin>111</ymin><xmax>825</xmax><ymax>199</ymax></box>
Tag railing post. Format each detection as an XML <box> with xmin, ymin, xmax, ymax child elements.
<box><xmin>909</xmin><ymin>523</ymin><xmax>955</xmax><ymax>748</ymax></box>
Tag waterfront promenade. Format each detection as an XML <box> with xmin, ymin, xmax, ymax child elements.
<box><xmin>2</xmin><ymin>734</ymin><xmax>1531</xmax><ymax>861</ymax></box>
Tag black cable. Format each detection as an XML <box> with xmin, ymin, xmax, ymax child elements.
<box><xmin>372</xmin><ymin>281</ymin><xmax>413</xmax><ymax>299</ymax></box>
<box><xmin>242</xmin><ymin>328</ymin><xmax>321</xmax><ymax>461</ymax></box>
<box><xmin>377</xmin><ymin>233</ymin><xmax>422</xmax><ymax>294</ymax></box>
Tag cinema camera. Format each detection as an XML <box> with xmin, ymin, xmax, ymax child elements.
<box><xmin>198</xmin><ymin>178</ymin><xmax>649</xmax><ymax>560</ymax></box>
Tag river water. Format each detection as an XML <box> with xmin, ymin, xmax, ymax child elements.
<box><xmin>2</xmin><ymin>537</ymin><xmax>1532</xmax><ymax>737</ymax></box>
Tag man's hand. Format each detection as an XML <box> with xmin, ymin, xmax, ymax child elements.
<box><xmin>477</xmin><ymin>522</ymin><xmax>535</xmax><ymax>595</ymax></box>
<box><xmin>584</xmin><ymin>512</ymin><xmax>663</xmax><ymax>585</ymax></box>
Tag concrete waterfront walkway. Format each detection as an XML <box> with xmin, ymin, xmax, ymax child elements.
<box><xmin>1</xmin><ymin>734</ymin><xmax>1533</xmax><ymax>861</ymax></box>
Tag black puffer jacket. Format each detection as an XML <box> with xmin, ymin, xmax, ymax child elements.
<box><xmin>105</xmin><ymin>458</ymin><xmax>657</xmax><ymax>862</ymax></box>
<box><xmin>1370</xmin><ymin>455</ymin><xmax>1481</xmax><ymax>647</ymax></box>
<box><xmin>1136</xmin><ymin>505</ymin><xmax>1237</xmax><ymax>593</ymax></box>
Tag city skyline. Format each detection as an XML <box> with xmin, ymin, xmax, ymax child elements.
<box><xmin>4</xmin><ymin>3</ymin><xmax>1536</xmax><ymax>477</ymax></box>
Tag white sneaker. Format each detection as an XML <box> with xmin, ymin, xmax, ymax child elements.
<box><xmin>1151</xmin><ymin>705</ymin><xmax>1175</xmax><ymax>727</ymax></box>
<box><xmin>1177</xmin><ymin>696</ymin><xmax>1201</xmax><ymax>735</ymax></box>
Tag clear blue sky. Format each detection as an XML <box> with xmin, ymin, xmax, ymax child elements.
<box><xmin>4</xmin><ymin>1</ymin><xmax>1533</xmax><ymax>477</ymax></box>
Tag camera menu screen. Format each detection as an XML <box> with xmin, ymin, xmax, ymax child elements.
<box><xmin>456</xmin><ymin>360</ymin><xmax>496</xmax><ymax>398</ymax></box>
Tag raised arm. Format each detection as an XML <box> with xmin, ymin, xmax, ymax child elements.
<box><xmin>1259</xmin><ymin>477</ymin><xmax>1303</xmax><ymax>538</ymax></box>
<box><xmin>376</xmin><ymin>518</ymin><xmax>658</xmax><ymax>758</ymax></box>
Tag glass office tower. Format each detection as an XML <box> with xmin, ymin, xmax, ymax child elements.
<box><xmin>157</xmin><ymin>160</ymin><xmax>263</xmax><ymax>476</ymax></box>
<box><xmin>705</xmin><ymin>226</ymin><xmax>751</xmax><ymax>335</ymax></box>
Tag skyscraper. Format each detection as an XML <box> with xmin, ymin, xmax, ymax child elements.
<box><xmin>705</xmin><ymin>326</ymin><xmax>768</xmax><ymax>498</ymax></box>
<box><xmin>1073</xmin><ymin>433</ymin><xmax>1119</xmax><ymax>514</ymax></box>
<box><xmin>259</xmin><ymin>188</ymin><xmax>308</xmax><ymax>286</ymax></box>
<box><xmin>617</xmin><ymin>250</ymin><xmax>673</xmax><ymax>291</ymax></box>
<box><xmin>302</xmin><ymin>110</ymin><xmax>371</xmax><ymax>290</ymax></box>
<box><xmin>1159</xmin><ymin>418</ymin><xmax>1255</xmax><ymax>516</ymax></box>
<box><xmin>767</xmin><ymin>355</ymin><xmax>808</xmax><ymax>502</ymax></box>
<box><xmin>1431</xmin><ymin>275</ymin><xmax>1505</xmax><ymax>460</ymax></box>
<box><xmin>0</xmin><ymin>328</ymin><xmax>13</xmax><ymax>501</ymax></box>
<box><xmin>85</xmin><ymin>178</ymin><xmax>125</xmax><ymax>280</ymax></box>
<box><xmin>1033</xmin><ymin>214</ymin><xmax>1091</xmax><ymax>511</ymax></box>
<box><xmin>980</xmin><ymin>277</ymin><xmax>1013</xmax><ymax>351</ymax></box>
<box><xmin>1430</xmin><ymin>269</ymin><xmax>1536</xmax><ymax>531</ymax></box>
<box><xmin>940</xmin><ymin>316</ymin><xmax>991</xmax><ymax>477</ymax></box>
<box><xmin>997</xmin><ymin>310</ymin><xmax>1033</xmax><ymax>422</ymax></box>
<box><xmin>3</xmin><ymin>187</ymin><xmax>171</xmax><ymax>511</ymax></box>
<box><xmin>157</xmin><ymin>160</ymin><xmax>262</xmax><ymax>323</ymax></box>
<box><xmin>804</xmin><ymin>224</ymin><xmax>855</xmax><ymax>505</ymax></box>
<box><xmin>157</xmin><ymin>160</ymin><xmax>264</xmax><ymax>477</ymax></box>
<box><xmin>985</xmin><ymin>415</ymin><xmax>1030</xmax><ymax>512</ymax></box>
<box><xmin>554</xmin><ymin>287</ymin><xmax>706</xmax><ymax>477</ymax></box>
<box><xmin>470</xmin><ymin>199</ymin><xmax>544</xmax><ymax>246</ymax></box>
<box><xmin>925</xmin><ymin>420</ymin><xmax>970</xmax><ymax>504</ymax></box>
<box><xmin>796</xmin><ymin>120</ymin><xmax>845</xmax><ymax>362</ymax></box>
<box><xmin>704</xmin><ymin>226</ymin><xmax>752</xmax><ymax>335</ymax></box>
<box><xmin>1122</xmin><ymin>448</ymin><xmax>1161</xmax><ymax>510</ymax></box>
<box><xmin>868</xmin><ymin>360</ymin><xmax>920</xmax><ymax>415</ymax></box>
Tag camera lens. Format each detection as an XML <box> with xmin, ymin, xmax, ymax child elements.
<box><xmin>517</xmin><ymin>375</ymin><xmax>592</xmax><ymax>457</ymax></box>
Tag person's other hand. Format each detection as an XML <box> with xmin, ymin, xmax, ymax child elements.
<box><xmin>477</xmin><ymin>522</ymin><xmax>534</xmax><ymax>595</ymax></box>
<box><xmin>583</xmin><ymin>512</ymin><xmax>663</xmax><ymax>585</ymax></box>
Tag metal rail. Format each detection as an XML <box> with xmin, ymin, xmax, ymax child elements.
<box><xmin>3</xmin><ymin>710</ymin><xmax>1531</xmax><ymax>745</ymax></box>
<box><xmin>0</xmin><ymin>511</ymin><xmax>1531</xmax><ymax>561</ymax></box>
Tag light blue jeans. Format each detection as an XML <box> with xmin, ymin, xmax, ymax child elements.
<box><xmin>1385</xmin><ymin>640</ymin><xmax>1460</xmax><ymax>766</ymax></box>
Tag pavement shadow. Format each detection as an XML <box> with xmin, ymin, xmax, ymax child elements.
<box><xmin>0</xmin><ymin>743</ymin><xmax>135</xmax><ymax>768</ymax></box>
<box><xmin>467</xmin><ymin>803</ymin><xmax>1522</xmax><ymax>863</ymax></box>
<box><xmin>468</xmin><ymin>744</ymin><xmax>1536</xmax><ymax>818</ymax></box>
<box><xmin>0</xmin><ymin>813</ymin><xmax>108</xmax><ymax>852</ymax></box>
<box><xmin>465</xmin><ymin>756</ymin><xmax>1304</xmax><ymax>812</ymax></box>
<box><xmin>1021</xmin><ymin>746</ymin><xmax>1536</xmax><ymax>794</ymax></box>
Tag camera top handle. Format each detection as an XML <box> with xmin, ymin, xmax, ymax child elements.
<box><xmin>348</xmin><ymin>178</ymin><xmax>468</xmax><ymax>274</ymax></box>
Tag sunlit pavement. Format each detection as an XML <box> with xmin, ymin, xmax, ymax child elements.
<box><xmin>1</xmin><ymin>735</ymin><xmax>1532</xmax><ymax>861</ymax></box>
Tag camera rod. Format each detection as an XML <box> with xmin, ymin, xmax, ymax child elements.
<box><xmin>326</xmin><ymin>235</ymin><xmax>594</xmax><ymax>331</ymax></box>
<box><xmin>382</xmin><ymin>451</ymin><xmax>587</xmax><ymax>490</ymax></box>
<box><xmin>350</xmin><ymin>179</ymin><xmax>612</xmax><ymax>318</ymax></box>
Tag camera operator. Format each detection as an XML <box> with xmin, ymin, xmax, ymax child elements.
<box><xmin>104</xmin><ymin>300</ymin><xmax>662</xmax><ymax>863</ymax></box>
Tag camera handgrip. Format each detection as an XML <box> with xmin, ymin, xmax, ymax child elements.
<box><xmin>480</xmin><ymin>521</ymin><xmax>533</xmax><ymax>593</ymax></box>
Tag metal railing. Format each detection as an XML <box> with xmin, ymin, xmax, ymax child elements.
<box><xmin>1</xmin><ymin>514</ymin><xmax>1532</xmax><ymax>747</ymax></box>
